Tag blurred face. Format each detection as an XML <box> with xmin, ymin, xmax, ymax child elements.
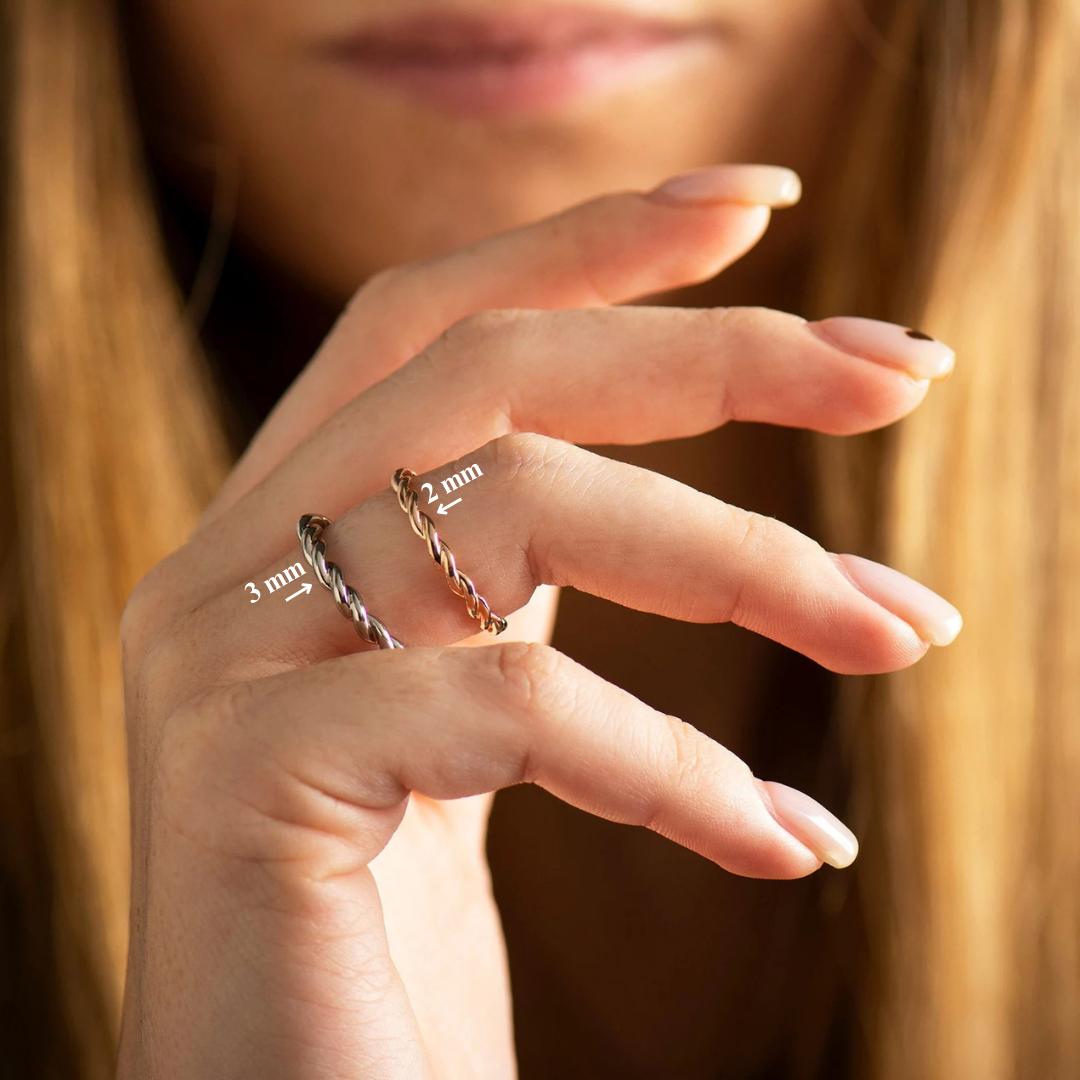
<box><xmin>134</xmin><ymin>0</ymin><xmax>867</xmax><ymax>299</ymax></box>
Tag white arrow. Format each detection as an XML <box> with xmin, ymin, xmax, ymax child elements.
<box><xmin>437</xmin><ymin>498</ymin><xmax>462</xmax><ymax>515</ymax></box>
<box><xmin>285</xmin><ymin>582</ymin><xmax>313</xmax><ymax>602</ymax></box>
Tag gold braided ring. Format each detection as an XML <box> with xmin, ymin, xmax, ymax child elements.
<box><xmin>391</xmin><ymin>468</ymin><xmax>508</xmax><ymax>635</ymax></box>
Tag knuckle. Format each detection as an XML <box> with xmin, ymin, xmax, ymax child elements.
<box><xmin>734</xmin><ymin>508</ymin><xmax>775</xmax><ymax>555</ymax></box>
<box><xmin>651</xmin><ymin>715</ymin><xmax>751</xmax><ymax>817</ymax></box>
<box><xmin>710</xmin><ymin>305</ymin><xmax>774</xmax><ymax>343</ymax></box>
<box><xmin>441</xmin><ymin>308</ymin><xmax>530</xmax><ymax>352</ymax></box>
<box><xmin>724</xmin><ymin>508</ymin><xmax>786</xmax><ymax>625</ymax></box>
<box><xmin>487</xmin><ymin>643</ymin><xmax>585</xmax><ymax>776</ymax></box>
<box><xmin>724</xmin><ymin>506</ymin><xmax>831</xmax><ymax>631</ymax></box>
<box><xmin>347</xmin><ymin>263</ymin><xmax>408</xmax><ymax>309</ymax></box>
<box><xmin>119</xmin><ymin>576</ymin><xmax>152</xmax><ymax>658</ymax></box>
<box><xmin>485</xmin><ymin>433</ymin><xmax>580</xmax><ymax>580</ymax></box>
<box><xmin>128</xmin><ymin>611</ymin><xmax>199</xmax><ymax>730</ymax></box>
<box><xmin>128</xmin><ymin>591</ymin><xmax>259</xmax><ymax>730</ymax></box>
<box><xmin>468</xmin><ymin>642</ymin><xmax>571</xmax><ymax>787</ymax></box>
<box><xmin>728</xmin><ymin>507</ymin><xmax>773</xmax><ymax>569</ymax></box>
<box><xmin>490</xmin><ymin>430</ymin><xmax>571</xmax><ymax>486</ymax></box>
<box><xmin>120</xmin><ymin>561</ymin><xmax>174</xmax><ymax>667</ymax></box>
<box><xmin>658</xmin><ymin>714</ymin><xmax>705</xmax><ymax>789</ymax></box>
<box><xmin>641</xmin><ymin>715</ymin><xmax>704</xmax><ymax>831</ymax></box>
<box><xmin>363</xmin><ymin>263</ymin><xmax>407</xmax><ymax>294</ymax></box>
<box><xmin>492</xmin><ymin>641</ymin><xmax>567</xmax><ymax>718</ymax></box>
<box><xmin>699</xmin><ymin>305</ymin><xmax>737</xmax><ymax>335</ymax></box>
<box><xmin>120</xmin><ymin>542</ymin><xmax>205</xmax><ymax>662</ymax></box>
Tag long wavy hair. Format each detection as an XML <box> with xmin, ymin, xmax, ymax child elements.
<box><xmin>2</xmin><ymin>0</ymin><xmax>1077</xmax><ymax>1077</ymax></box>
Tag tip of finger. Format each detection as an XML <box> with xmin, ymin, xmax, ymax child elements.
<box><xmin>645</xmin><ymin>164</ymin><xmax>803</xmax><ymax>210</ymax></box>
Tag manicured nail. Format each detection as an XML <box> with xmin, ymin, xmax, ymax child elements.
<box><xmin>647</xmin><ymin>164</ymin><xmax>802</xmax><ymax>209</ymax></box>
<box><xmin>755</xmin><ymin>780</ymin><xmax>858</xmax><ymax>869</ymax></box>
<box><xmin>809</xmin><ymin>316</ymin><xmax>955</xmax><ymax>380</ymax></box>
<box><xmin>832</xmin><ymin>553</ymin><xmax>963</xmax><ymax>646</ymax></box>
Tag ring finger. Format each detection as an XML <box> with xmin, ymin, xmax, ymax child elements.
<box><xmin>176</xmin><ymin>434</ymin><xmax>961</xmax><ymax>710</ymax></box>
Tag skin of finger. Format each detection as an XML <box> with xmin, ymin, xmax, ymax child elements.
<box><xmin>179</xmin><ymin>434</ymin><xmax>927</xmax><ymax>691</ymax></box>
<box><xmin>205</xmin><ymin>194</ymin><xmax>773</xmax><ymax>523</ymax></box>
<box><xmin>261</xmin><ymin>303</ymin><xmax>927</xmax><ymax>510</ymax></box>
<box><xmin>175</xmin><ymin>644</ymin><xmax>823</xmax><ymax>880</ymax></box>
<box><xmin>121</xmin><ymin>615</ymin><xmax>525</xmax><ymax>1077</ymax></box>
<box><xmin>120</xmin><ymin>642</ymin><xmax>820</xmax><ymax>1074</ymax></box>
<box><xmin>349</xmin><ymin>438</ymin><xmax>926</xmax><ymax>672</ymax></box>
<box><xmin>126</xmin><ymin>546</ymin><xmax>560</xmax><ymax>728</ymax></box>
<box><xmin>121</xmin><ymin>593</ymin><xmax>545</xmax><ymax>1075</ymax></box>
<box><xmin>168</xmin><ymin>303</ymin><xmax>931</xmax><ymax>632</ymax></box>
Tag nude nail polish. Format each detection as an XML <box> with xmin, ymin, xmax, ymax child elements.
<box><xmin>809</xmin><ymin>316</ymin><xmax>955</xmax><ymax>380</ymax></box>
<box><xmin>755</xmin><ymin>780</ymin><xmax>859</xmax><ymax>869</ymax></box>
<box><xmin>831</xmin><ymin>552</ymin><xmax>963</xmax><ymax>646</ymax></box>
<box><xmin>647</xmin><ymin>164</ymin><xmax>802</xmax><ymax>209</ymax></box>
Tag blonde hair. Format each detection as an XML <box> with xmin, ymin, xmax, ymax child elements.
<box><xmin>813</xmin><ymin>1</ymin><xmax>1080</xmax><ymax>1075</ymax></box>
<box><xmin>2</xmin><ymin>0</ymin><xmax>1077</xmax><ymax>1078</ymax></box>
<box><xmin>3</xmin><ymin>0</ymin><xmax>228</xmax><ymax>1074</ymax></box>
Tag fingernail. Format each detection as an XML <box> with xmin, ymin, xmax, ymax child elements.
<box><xmin>809</xmin><ymin>316</ymin><xmax>955</xmax><ymax>381</ymax></box>
<box><xmin>647</xmin><ymin>164</ymin><xmax>802</xmax><ymax>209</ymax></box>
<box><xmin>832</xmin><ymin>553</ymin><xmax>963</xmax><ymax>646</ymax></box>
<box><xmin>755</xmin><ymin>780</ymin><xmax>858</xmax><ymax>869</ymax></box>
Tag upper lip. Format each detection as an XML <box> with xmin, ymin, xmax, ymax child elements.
<box><xmin>319</xmin><ymin>4</ymin><xmax>718</xmax><ymax>63</ymax></box>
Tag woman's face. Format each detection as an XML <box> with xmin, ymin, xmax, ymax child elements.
<box><xmin>135</xmin><ymin>0</ymin><xmax>867</xmax><ymax>299</ymax></box>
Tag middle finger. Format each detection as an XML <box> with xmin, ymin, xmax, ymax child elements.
<box><xmin>190</xmin><ymin>306</ymin><xmax>953</xmax><ymax>608</ymax></box>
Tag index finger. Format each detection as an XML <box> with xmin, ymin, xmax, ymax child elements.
<box><xmin>207</xmin><ymin>164</ymin><xmax>800</xmax><ymax>519</ymax></box>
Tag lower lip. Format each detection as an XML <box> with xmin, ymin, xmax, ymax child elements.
<box><xmin>325</xmin><ymin>26</ymin><xmax>712</xmax><ymax>118</ymax></box>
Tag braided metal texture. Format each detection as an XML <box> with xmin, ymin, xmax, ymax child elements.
<box><xmin>296</xmin><ymin>514</ymin><xmax>404</xmax><ymax>650</ymax></box>
<box><xmin>391</xmin><ymin>469</ymin><xmax>509</xmax><ymax>635</ymax></box>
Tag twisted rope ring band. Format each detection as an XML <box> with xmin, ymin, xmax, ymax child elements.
<box><xmin>296</xmin><ymin>514</ymin><xmax>404</xmax><ymax>650</ymax></box>
<box><xmin>391</xmin><ymin>469</ymin><xmax>509</xmax><ymax>635</ymax></box>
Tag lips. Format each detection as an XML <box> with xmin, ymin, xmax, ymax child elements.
<box><xmin>319</xmin><ymin>6</ymin><xmax>719</xmax><ymax>117</ymax></box>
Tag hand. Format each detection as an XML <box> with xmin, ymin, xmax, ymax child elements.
<box><xmin>117</xmin><ymin>165</ymin><xmax>960</xmax><ymax>1079</ymax></box>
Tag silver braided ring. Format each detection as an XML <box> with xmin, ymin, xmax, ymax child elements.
<box><xmin>391</xmin><ymin>469</ymin><xmax>508</xmax><ymax>635</ymax></box>
<box><xmin>296</xmin><ymin>514</ymin><xmax>404</xmax><ymax>650</ymax></box>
